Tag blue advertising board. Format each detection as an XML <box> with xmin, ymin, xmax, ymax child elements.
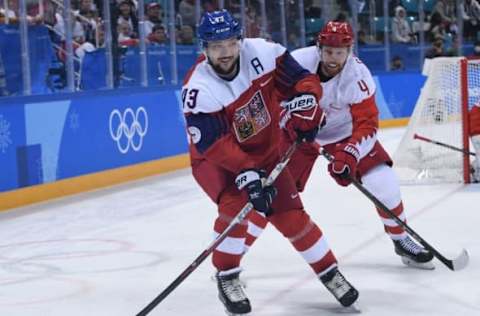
<box><xmin>0</xmin><ymin>69</ymin><xmax>428</xmax><ymax>201</ymax></box>
<box><xmin>374</xmin><ymin>71</ymin><xmax>426</xmax><ymax>119</ymax></box>
<box><xmin>0</xmin><ymin>87</ymin><xmax>188</xmax><ymax>192</ymax></box>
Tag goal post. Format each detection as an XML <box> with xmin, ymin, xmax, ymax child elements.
<box><xmin>393</xmin><ymin>57</ymin><xmax>480</xmax><ymax>184</ymax></box>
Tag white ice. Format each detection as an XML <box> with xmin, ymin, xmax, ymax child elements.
<box><xmin>0</xmin><ymin>128</ymin><xmax>479</xmax><ymax>316</ymax></box>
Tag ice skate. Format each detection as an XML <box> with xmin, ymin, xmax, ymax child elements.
<box><xmin>319</xmin><ymin>266</ymin><xmax>359</xmax><ymax>308</ymax></box>
<box><xmin>394</xmin><ymin>236</ymin><xmax>435</xmax><ymax>270</ymax></box>
<box><xmin>216</xmin><ymin>268</ymin><xmax>251</xmax><ymax>315</ymax></box>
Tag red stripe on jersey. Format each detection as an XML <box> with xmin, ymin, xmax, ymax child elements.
<box><xmin>309</xmin><ymin>251</ymin><xmax>337</xmax><ymax>274</ymax></box>
<box><xmin>183</xmin><ymin>54</ymin><xmax>206</xmax><ymax>85</ymax></box>
<box><xmin>245</xmin><ymin>233</ymin><xmax>257</xmax><ymax>247</ymax></box>
<box><xmin>291</xmin><ymin>223</ymin><xmax>322</xmax><ymax>252</ymax></box>
<box><xmin>214</xmin><ymin>218</ymin><xmax>247</xmax><ymax>238</ymax></box>
<box><xmin>376</xmin><ymin>202</ymin><xmax>404</xmax><ymax>220</ymax></box>
<box><xmin>386</xmin><ymin>225</ymin><xmax>406</xmax><ymax>236</ymax></box>
<box><xmin>349</xmin><ymin>93</ymin><xmax>379</xmax><ymax>145</ymax></box>
<box><xmin>248</xmin><ymin>210</ymin><xmax>268</xmax><ymax>228</ymax></box>
<box><xmin>376</xmin><ymin>202</ymin><xmax>406</xmax><ymax>235</ymax></box>
<box><xmin>244</xmin><ymin>206</ymin><xmax>268</xmax><ymax>247</ymax></box>
<box><xmin>212</xmin><ymin>251</ymin><xmax>242</xmax><ymax>271</ymax></box>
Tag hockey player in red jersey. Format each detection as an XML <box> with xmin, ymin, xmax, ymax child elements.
<box><xmin>245</xmin><ymin>21</ymin><xmax>435</xmax><ymax>271</ymax></box>
<box><xmin>470</xmin><ymin>102</ymin><xmax>480</xmax><ymax>181</ymax></box>
<box><xmin>183</xmin><ymin>10</ymin><xmax>358</xmax><ymax>315</ymax></box>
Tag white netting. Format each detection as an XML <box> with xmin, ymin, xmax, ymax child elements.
<box><xmin>393</xmin><ymin>57</ymin><xmax>480</xmax><ymax>184</ymax></box>
<box><xmin>468</xmin><ymin>60</ymin><xmax>480</xmax><ymax>112</ymax></box>
<box><xmin>468</xmin><ymin>60</ymin><xmax>480</xmax><ymax>182</ymax></box>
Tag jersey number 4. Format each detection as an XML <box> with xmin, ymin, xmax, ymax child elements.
<box><xmin>357</xmin><ymin>79</ymin><xmax>370</xmax><ymax>95</ymax></box>
<box><xmin>182</xmin><ymin>88</ymin><xmax>199</xmax><ymax>109</ymax></box>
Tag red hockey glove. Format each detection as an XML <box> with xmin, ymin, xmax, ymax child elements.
<box><xmin>328</xmin><ymin>143</ymin><xmax>360</xmax><ymax>186</ymax></box>
<box><xmin>280</xmin><ymin>94</ymin><xmax>325</xmax><ymax>143</ymax></box>
<box><xmin>235</xmin><ymin>169</ymin><xmax>277</xmax><ymax>215</ymax></box>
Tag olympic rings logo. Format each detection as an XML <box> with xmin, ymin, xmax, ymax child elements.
<box><xmin>109</xmin><ymin>107</ymin><xmax>148</xmax><ymax>154</ymax></box>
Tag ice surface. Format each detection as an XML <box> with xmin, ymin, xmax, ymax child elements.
<box><xmin>0</xmin><ymin>128</ymin><xmax>478</xmax><ymax>316</ymax></box>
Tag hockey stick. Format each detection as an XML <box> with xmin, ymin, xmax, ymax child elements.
<box><xmin>136</xmin><ymin>142</ymin><xmax>298</xmax><ymax>316</ymax></box>
<box><xmin>414</xmin><ymin>133</ymin><xmax>476</xmax><ymax>156</ymax></box>
<box><xmin>319</xmin><ymin>148</ymin><xmax>469</xmax><ymax>272</ymax></box>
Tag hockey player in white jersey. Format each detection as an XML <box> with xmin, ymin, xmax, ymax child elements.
<box><xmin>247</xmin><ymin>21</ymin><xmax>435</xmax><ymax>270</ymax></box>
<box><xmin>287</xmin><ymin>21</ymin><xmax>435</xmax><ymax>269</ymax></box>
<box><xmin>183</xmin><ymin>11</ymin><xmax>358</xmax><ymax>315</ymax></box>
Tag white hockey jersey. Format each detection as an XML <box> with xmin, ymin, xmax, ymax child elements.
<box><xmin>291</xmin><ymin>46</ymin><xmax>378</xmax><ymax>159</ymax></box>
<box><xmin>182</xmin><ymin>38</ymin><xmax>317</xmax><ymax>174</ymax></box>
<box><xmin>182</xmin><ymin>38</ymin><xmax>286</xmax><ymax>115</ymax></box>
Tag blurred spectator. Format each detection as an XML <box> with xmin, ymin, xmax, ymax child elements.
<box><xmin>94</xmin><ymin>22</ymin><xmax>106</xmax><ymax>47</ymax></box>
<box><xmin>42</xmin><ymin>0</ymin><xmax>58</xmax><ymax>27</ymax></box>
<box><xmin>75</xmin><ymin>0</ymin><xmax>98</xmax><ymax>15</ymax></box>
<box><xmin>334</xmin><ymin>12</ymin><xmax>348</xmax><ymax>23</ymax></box>
<box><xmin>148</xmin><ymin>24</ymin><xmax>167</xmax><ymax>45</ymax></box>
<box><xmin>202</xmin><ymin>0</ymin><xmax>217</xmax><ymax>12</ymax></box>
<box><xmin>0</xmin><ymin>0</ymin><xmax>43</xmax><ymax>24</ymax></box>
<box><xmin>75</xmin><ymin>41</ymin><xmax>96</xmax><ymax>62</ymax></box>
<box><xmin>304</xmin><ymin>0</ymin><xmax>322</xmax><ymax>19</ymax></box>
<box><xmin>390</xmin><ymin>56</ymin><xmax>405</xmax><ymax>71</ymax></box>
<box><xmin>117</xmin><ymin>0</ymin><xmax>138</xmax><ymax>38</ymax></box>
<box><xmin>0</xmin><ymin>51</ymin><xmax>8</xmax><ymax>96</ymax></box>
<box><xmin>392</xmin><ymin>6</ymin><xmax>415</xmax><ymax>43</ymax></box>
<box><xmin>54</xmin><ymin>13</ymin><xmax>86</xmax><ymax>43</ymax></box>
<box><xmin>425</xmin><ymin>36</ymin><xmax>446</xmax><ymax>59</ymax></box>
<box><xmin>0</xmin><ymin>0</ymin><xmax>16</xmax><ymax>23</ymax></box>
<box><xmin>76</xmin><ymin>5</ymin><xmax>99</xmax><ymax>45</ymax></box>
<box><xmin>23</xmin><ymin>0</ymin><xmax>46</xmax><ymax>24</ymax></box>
<box><xmin>117</xmin><ymin>21</ymin><xmax>138</xmax><ymax>46</ymax></box>
<box><xmin>432</xmin><ymin>0</ymin><xmax>457</xmax><ymax>34</ymax></box>
<box><xmin>178</xmin><ymin>0</ymin><xmax>195</xmax><ymax>27</ymax></box>
<box><xmin>375</xmin><ymin>0</ymin><xmax>402</xmax><ymax>17</ymax></box>
<box><xmin>460</xmin><ymin>0</ymin><xmax>480</xmax><ymax>41</ymax></box>
<box><xmin>116</xmin><ymin>0</ymin><xmax>138</xmax><ymax>9</ymax></box>
<box><xmin>145</xmin><ymin>3</ymin><xmax>163</xmax><ymax>35</ymax></box>
<box><xmin>245</xmin><ymin>5</ymin><xmax>260</xmax><ymax>38</ymax></box>
<box><xmin>225</xmin><ymin>0</ymin><xmax>241</xmax><ymax>13</ymax></box>
<box><xmin>357</xmin><ymin>30</ymin><xmax>367</xmax><ymax>45</ymax></box>
<box><xmin>53</xmin><ymin>13</ymin><xmax>87</xmax><ymax>63</ymax></box>
<box><xmin>469</xmin><ymin>40</ymin><xmax>480</xmax><ymax>58</ymax></box>
<box><xmin>177</xmin><ymin>25</ymin><xmax>195</xmax><ymax>45</ymax></box>
<box><xmin>337</xmin><ymin>0</ymin><xmax>349</xmax><ymax>12</ymax></box>
<box><xmin>446</xmin><ymin>34</ymin><xmax>461</xmax><ymax>56</ymax></box>
<box><xmin>428</xmin><ymin>12</ymin><xmax>447</xmax><ymax>42</ymax></box>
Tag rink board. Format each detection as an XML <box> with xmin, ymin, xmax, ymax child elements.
<box><xmin>0</xmin><ymin>87</ymin><xmax>189</xmax><ymax>210</ymax></box>
<box><xmin>0</xmin><ymin>71</ymin><xmax>419</xmax><ymax>211</ymax></box>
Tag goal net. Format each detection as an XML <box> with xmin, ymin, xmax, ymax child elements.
<box><xmin>393</xmin><ymin>57</ymin><xmax>480</xmax><ymax>184</ymax></box>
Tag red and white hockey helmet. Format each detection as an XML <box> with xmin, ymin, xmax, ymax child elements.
<box><xmin>317</xmin><ymin>21</ymin><xmax>354</xmax><ymax>47</ymax></box>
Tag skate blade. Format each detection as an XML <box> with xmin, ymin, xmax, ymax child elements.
<box><xmin>328</xmin><ymin>303</ymin><xmax>362</xmax><ymax>314</ymax></box>
<box><xmin>401</xmin><ymin>257</ymin><xmax>435</xmax><ymax>270</ymax></box>
<box><xmin>225</xmin><ymin>310</ymin><xmax>251</xmax><ymax>316</ymax></box>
